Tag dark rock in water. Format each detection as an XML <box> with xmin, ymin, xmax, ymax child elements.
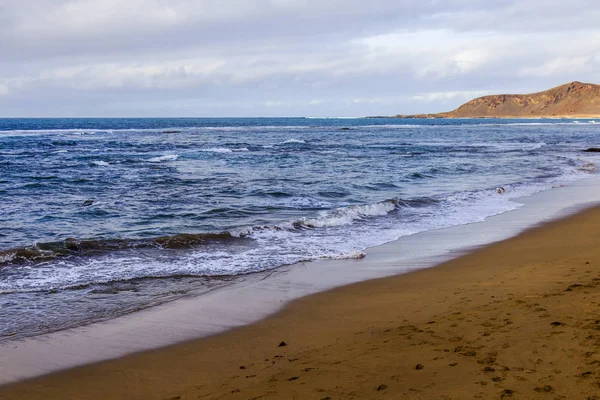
<box><xmin>163</xmin><ymin>130</ymin><xmax>181</xmax><ymax>134</ymax></box>
<box><xmin>64</xmin><ymin>238</ymin><xmax>81</xmax><ymax>250</ymax></box>
<box><xmin>584</xmin><ymin>148</ymin><xmax>600</xmax><ymax>152</ymax></box>
<box><xmin>89</xmin><ymin>283</ymin><xmax>139</xmax><ymax>295</ymax></box>
<box><xmin>278</xmin><ymin>341</ymin><xmax>287</xmax><ymax>347</ymax></box>
<box><xmin>81</xmin><ymin>199</ymin><xmax>94</xmax><ymax>206</ymax></box>
<box><xmin>339</xmin><ymin>127</ymin><xmax>351</xmax><ymax>131</ymax></box>
<box><xmin>89</xmin><ymin>287</ymin><xmax>120</xmax><ymax>295</ymax></box>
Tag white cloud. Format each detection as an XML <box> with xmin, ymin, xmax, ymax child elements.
<box><xmin>412</xmin><ymin>90</ymin><xmax>489</xmax><ymax>103</ymax></box>
<box><xmin>2</xmin><ymin>1</ymin><xmax>600</xmax><ymax>116</ymax></box>
<box><xmin>519</xmin><ymin>57</ymin><xmax>594</xmax><ymax>77</ymax></box>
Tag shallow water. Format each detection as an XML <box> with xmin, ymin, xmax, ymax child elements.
<box><xmin>1</xmin><ymin>117</ymin><xmax>599</xmax><ymax>339</ymax></box>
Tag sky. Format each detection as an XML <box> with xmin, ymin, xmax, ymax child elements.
<box><xmin>2</xmin><ymin>0</ymin><xmax>600</xmax><ymax>117</ymax></box>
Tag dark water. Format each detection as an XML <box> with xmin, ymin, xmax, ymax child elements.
<box><xmin>1</xmin><ymin>117</ymin><xmax>599</xmax><ymax>339</ymax></box>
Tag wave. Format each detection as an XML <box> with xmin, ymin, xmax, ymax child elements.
<box><xmin>201</xmin><ymin>147</ymin><xmax>250</xmax><ymax>153</ymax></box>
<box><xmin>0</xmin><ymin>125</ymin><xmax>315</xmax><ymax>136</ymax></box>
<box><xmin>148</xmin><ymin>154</ymin><xmax>179</xmax><ymax>162</ymax></box>
<box><xmin>364</xmin><ymin>124</ymin><xmax>424</xmax><ymax>129</ymax></box>
<box><xmin>202</xmin><ymin>147</ymin><xmax>232</xmax><ymax>153</ymax></box>
<box><xmin>0</xmin><ymin>233</ymin><xmax>247</xmax><ymax>267</ymax></box>
<box><xmin>300</xmin><ymin>200</ymin><xmax>398</xmax><ymax>228</ymax></box>
<box><xmin>2</xmin><ymin>119</ymin><xmax>599</xmax><ymax>137</ymax></box>
<box><xmin>578</xmin><ymin>162</ymin><xmax>597</xmax><ymax>172</ymax></box>
<box><xmin>281</xmin><ymin>139</ymin><xmax>306</xmax><ymax>144</ymax></box>
<box><xmin>200</xmin><ymin>147</ymin><xmax>249</xmax><ymax>153</ymax></box>
<box><xmin>91</xmin><ymin>160</ymin><xmax>110</xmax><ymax>167</ymax></box>
<box><xmin>231</xmin><ymin>198</ymin><xmax>437</xmax><ymax>236</ymax></box>
<box><xmin>364</xmin><ymin>120</ymin><xmax>600</xmax><ymax>129</ymax></box>
<box><xmin>0</xmin><ymin>198</ymin><xmax>427</xmax><ymax>268</ymax></box>
<box><xmin>305</xmin><ymin>116</ymin><xmax>361</xmax><ymax>119</ymax></box>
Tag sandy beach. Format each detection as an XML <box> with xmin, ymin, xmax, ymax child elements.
<box><xmin>1</xmin><ymin>203</ymin><xmax>600</xmax><ymax>399</ymax></box>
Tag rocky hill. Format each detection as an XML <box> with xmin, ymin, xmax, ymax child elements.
<box><xmin>393</xmin><ymin>81</ymin><xmax>600</xmax><ymax>118</ymax></box>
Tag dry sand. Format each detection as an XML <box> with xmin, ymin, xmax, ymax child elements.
<box><xmin>2</xmin><ymin>206</ymin><xmax>600</xmax><ymax>399</ymax></box>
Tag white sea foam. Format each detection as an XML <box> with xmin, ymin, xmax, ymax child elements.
<box><xmin>281</xmin><ymin>139</ymin><xmax>306</xmax><ymax>144</ymax></box>
<box><xmin>91</xmin><ymin>161</ymin><xmax>110</xmax><ymax>167</ymax></box>
<box><xmin>301</xmin><ymin>201</ymin><xmax>397</xmax><ymax>228</ymax></box>
<box><xmin>148</xmin><ymin>154</ymin><xmax>179</xmax><ymax>162</ymax></box>
<box><xmin>0</xmin><ymin>252</ymin><xmax>16</xmax><ymax>264</ymax></box>
<box><xmin>578</xmin><ymin>162</ymin><xmax>597</xmax><ymax>172</ymax></box>
<box><xmin>331</xmin><ymin>251</ymin><xmax>366</xmax><ymax>260</ymax></box>
<box><xmin>201</xmin><ymin>147</ymin><xmax>233</xmax><ymax>153</ymax></box>
<box><xmin>364</xmin><ymin>124</ymin><xmax>423</xmax><ymax>129</ymax></box>
<box><xmin>305</xmin><ymin>116</ymin><xmax>361</xmax><ymax>119</ymax></box>
<box><xmin>203</xmin><ymin>147</ymin><xmax>250</xmax><ymax>153</ymax></box>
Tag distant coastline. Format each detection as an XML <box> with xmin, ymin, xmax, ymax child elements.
<box><xmin>367</xmin><ymin>115</ymin><xmax>600</xmax><ymax>119</ymax></box>
<box><xmin>372</xmin><ymin>81</ymin><xmax>600</xmax><ymax>119</ymax></box>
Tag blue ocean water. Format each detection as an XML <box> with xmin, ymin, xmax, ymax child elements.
<box><xmin>1</xmin><ymin>117</ymin><xmax>599</xmax><ymax>339</ymax></box>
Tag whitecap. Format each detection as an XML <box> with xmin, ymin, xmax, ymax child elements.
<box><xmin>201</xmin><ymin>148</ymin><xmax>233</xmax><ymax>153</ymax></box>
<box><xmin>148</xmin><ymin>154</ymin><xmax>179</xmax><ymax>163</ymax></box>
<box><xmin>281</xmin><ymin>139</ymin><xmax>306</xmax><ymax>144</ymax></box>
<box><xmin>91</xmin><ymin>161</ymin><xmax>110</xmax><ymax>167</ymax></box>
<box><xmin>300</xmin><ymin>200</ymin><xmax>398</xmax><ymax>228</ymax></box>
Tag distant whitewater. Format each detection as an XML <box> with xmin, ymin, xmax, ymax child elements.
<box><xmin>1</xmin><ymin>117</ymin><xmax>599</xmax><ymax>340</ymax></box>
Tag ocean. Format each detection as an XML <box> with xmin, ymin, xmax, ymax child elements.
<box><xmin>1</xmin><ymin>117</ymin><xmax>599</xmax><ymax>340</ymax></box>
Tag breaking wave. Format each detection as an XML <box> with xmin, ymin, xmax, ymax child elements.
<box><xmin>0</xmin><ymin>233</ymin><xmax>246</xmax><ymax>267</ymax></box>
<box><xmin>148</xmin><ymin>154</ymin><xmax>179</xmax><ymax>162</ymax></box>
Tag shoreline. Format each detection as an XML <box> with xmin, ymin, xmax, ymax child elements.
<box><xmin>2</xmin><ymin>185</ymin><xmax>600</xmax><ymax>398</ymax></box>
<box><xmin>367</xmin><ymin>115</ymin><xmax>600</xmax><ymax>119</ymax></box>
<box><xmin>2</xmin><ymin>173</ymin><xmax>600</xmax><ymax>385</ymax></box>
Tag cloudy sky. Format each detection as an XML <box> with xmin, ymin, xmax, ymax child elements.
<box><xmin>2</xmin><ymin>0</ymin><xmax>600</xmax><ymax>117</ymax></box>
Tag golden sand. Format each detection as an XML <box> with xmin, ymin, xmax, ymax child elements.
<box><xmin>2</xmin><ymin>206</ymin><xmax>600</xmax><ymax>399</ymax></box>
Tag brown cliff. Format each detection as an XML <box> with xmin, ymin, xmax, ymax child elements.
<box><xmin>393</xmin><ymin>81</ymin><xmax>600</xmax><ymax>119</ymax></box>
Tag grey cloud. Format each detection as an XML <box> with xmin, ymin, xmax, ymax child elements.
<box><xmin>2</xmin><ymin>0</ymin><xmax>600</xmax><ymax>116</ymax></box>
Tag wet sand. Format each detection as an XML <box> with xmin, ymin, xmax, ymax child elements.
<box><xmin>2</xmin><ymin>204</ymin><xmax>600</xmax><ymax>399</ymax></box>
